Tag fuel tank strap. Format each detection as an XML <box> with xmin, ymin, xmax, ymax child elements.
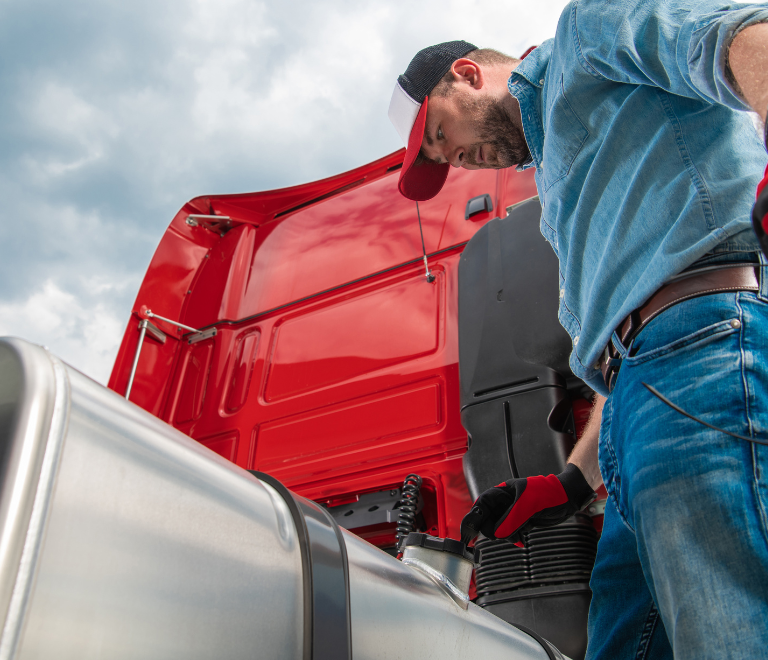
<box><xmin>510</xmin><ymin>622</ymin><xmax>562</xmax><ymax>660</ymax></box>
<box><xmin>250</xmin><ymin>471</ymin><xmax>352</xmax><ymax>660</ymax></box>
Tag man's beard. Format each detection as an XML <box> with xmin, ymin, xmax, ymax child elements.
<box><xmin>464</xmin><ymin>96</ymin><xmax>530</xmax><ymax>169</ymax></box>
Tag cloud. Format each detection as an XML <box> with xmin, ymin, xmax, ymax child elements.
<box><xmin>0</xmin><ymin>0</ymin><xmax>570</xmax><ymax>382</ymax></box>
<box><xmin>0</xmin><ymin>278</ymin><xmax>129</xmax><ymax>384</ymax></box>
<box><xmin>24</xmin><ymin>82</ymin><xmax>116</xmax><ymax>178</ymax></box>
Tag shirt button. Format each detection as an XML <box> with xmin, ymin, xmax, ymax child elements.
<box><xmin>731</xmin><ymin>319</ymin><xmax>741</xmax><ymax>329</ymax></box>
<box><xmin>559</xmin><ymin>289</ymin><xmax>565</xmax><ymax>298</ymax></box>
<box><xmin>574</xmin><ymin>335</ymin><xmax>580</xmax><ymax>346</ymax></box>
<box><xmin>539</xmin><ymin>79</ymin><xmax>544</xmax><ymax>85</ymax></box>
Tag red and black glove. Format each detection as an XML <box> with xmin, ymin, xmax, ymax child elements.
<box><xmin>753</xmin><ymin>162</ymin><xmax>768</xmax><ymax>259</ymax></box>
<box><xmin>460</xmin><ymin>464</ymin><xmax>596</xmax><ymax>547</ymax></box>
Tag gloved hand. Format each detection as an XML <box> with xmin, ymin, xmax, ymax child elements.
<box><xmin>752</xmin><ymin>163</ymin><xmax>768</xmax><ymax>259</ymax></box>
<box><xmin>460</xmin><ymin>463</ymin><xmax>596</xmax><ymax>547</ymax></box>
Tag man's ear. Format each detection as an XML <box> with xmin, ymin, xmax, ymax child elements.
<box><xmin>450</xmin><ymin>58</ymin><xmax>484</xmax><ymax>89</ymax></box>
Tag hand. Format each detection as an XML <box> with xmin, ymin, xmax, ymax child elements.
<box><xmin>460</xmin><ymin>464</ymin><xmax>596</xmax><ymax>547</ymax></box>
<box><xmin>752</xmin><ymin>164</ymin><xmax>768</xmax><ymax>259</ymax></box>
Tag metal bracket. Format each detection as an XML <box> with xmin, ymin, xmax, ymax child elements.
<box><xmin>250</xmin><ymin>471</ymin><xmax>352</xmax><ymax>660</ymax></box>
<box><xmin>188</xmin><ymin>327</ymin><xmax>217</xmax><ymax>345</ymax></box>
<box><xmin>126</xmin><ymin>308</ymin><xmax>216</xmax><ymax>400</ymax></box>
<box><xmin>140</xmin><ymin>307</ymin><xmax>215</xmax><ymax>344</ymax></box>
<box><xmin>143</xmin><ymin>320</ymin><xmax>167</xmax><ymax>344</ymax></box>
<box><xmin>323</xmin><ymin>488</ymin><xmax>423</xmax><ymax>530</ymax></box>
<box><xmin>185</xmin><ymin>214</ymin><xmax>233</xmax><ymax>235</ymax></box>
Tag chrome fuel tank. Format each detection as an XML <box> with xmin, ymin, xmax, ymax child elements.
<box><xmin>0</xmin><ymin>338</ymin><xmax>562</xmax><ymax>660</ymax></box>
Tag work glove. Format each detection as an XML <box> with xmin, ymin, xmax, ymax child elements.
<box><xmin>460</xmin><ymin>464</ymin><xmax>596</xmax><ymax>547</ymax></box>
<box><xmin>752</xmin><ymin>163</ymin><xmax>768</xmax><ymax>259</ymax></box>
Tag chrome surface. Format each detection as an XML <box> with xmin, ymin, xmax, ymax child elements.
<box><xmin>0</xmin><ymin>338</ymin><xmax>562</xmax><ymax>660</ymax></box>
<box><xmin>185</xmin><ymin>214</ymin><xmax>233</xmax><ymax>235</ymax></box>
<box><xmin>400</xmin><ymin>557</ymin><xmax>470</xmax><ymax>609</ymax></box>
<box><xmin>143</xmin><ymin>309</ymin><xmax>201</xmax><ymax>334</ymax></box>
<box><xmin>0</xmin><ymin>339</ymin><xmax>304</xmax><ymax>660</ymax></box>
<box><xmin>126</xmin><ymin>320</ymin><xmax>166</xmax><ymax>399</ymax></box>
<box><xmin>401</xmin><ymin>544</ymin><xmax>474</xmax><ymax>592</ymax></box>
<box><xmin>141</xmin><ymin>308</ymin><xmax>216</xmax><ymax>343</ymax></box>
<box><xmin>346</xmin><ymin>534</ymin><xmax>556</xmax><ymax>660</ymax></box>
<box><xmin>0</xmin><ymin>340</ymin><xmax>68</xmax><ymax>649</ymax></box>
<box><xmin>186</xmin><ymin>215</ymin><xmax>232</xmax><ymax>221</ymax></box>
<box><xmin>124</xmin><ymin>321</ymin><xmax>147</xmax><ymax>399</ymax></box>
<box><xmin>415</xmin><ymin>202</ymin><xmax>435</xmax><ymax>282</ymax></box>
<box><xmin>401</xmin><ymin>544</ymin><xmax>473</xmax><ymax>606</ymax></box>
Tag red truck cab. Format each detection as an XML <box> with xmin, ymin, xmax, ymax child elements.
<box><xmin>108</xmin><ymin>149</ymin><xmax>598</xmax><ymax>659</ymax></box>
<box><xmin>108</xmin><ymin>149</ymin><xmax>536</xmax><ymax>540</ymax></box>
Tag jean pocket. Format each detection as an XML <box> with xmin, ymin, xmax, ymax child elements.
<box><xmin>541</xmin><ymin>76</ymin><xmax>589</xmax><ymax>192</ymax></box>
<box><xmin>624</xmin><ymin>318</ymin><xmax>739</xmax><ymax>366</ymax></box>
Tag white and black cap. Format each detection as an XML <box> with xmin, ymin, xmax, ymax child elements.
<box><xmin>388</xmin><ymin>40</ymin><xmax>477</xmax><ymax>201</ymax></box>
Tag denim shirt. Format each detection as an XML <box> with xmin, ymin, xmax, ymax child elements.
<box><xmin>508</xmin><ymin>0</ymin><xmax>768</xmax><ymax>395</ymax></box>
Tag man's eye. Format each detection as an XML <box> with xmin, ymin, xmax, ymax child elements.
<box><xmin>437</xmin><ymin>127</ymin><xmax>444</xmax><ymax>140</ymax></box>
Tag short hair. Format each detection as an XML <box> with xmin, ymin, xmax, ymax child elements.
<box><xmin>430</xmin><ymin>48</ymin><xmax>519</xmax><ymax>97</ymax></box>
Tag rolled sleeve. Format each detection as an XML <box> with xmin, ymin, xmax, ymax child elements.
<box><xmin>687</xmin><ymin>5</ymin><xmax>768</xmax><ymax>110</ymax></box>
<box><xmin>574</xmin><ymin>0</ymin><xmax>768</xmax><ymax>110</ymax></box>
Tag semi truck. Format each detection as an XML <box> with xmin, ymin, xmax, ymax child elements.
<box><xmin>0</xmin><ymin>148</ymin><xmax>604</xmax><ymax>659</ymax></box>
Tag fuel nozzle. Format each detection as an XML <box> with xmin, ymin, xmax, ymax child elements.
<box><xmin>399</xmin><ymin>532</ymin><xmax>474</xmax><ymax>608</ymax></box>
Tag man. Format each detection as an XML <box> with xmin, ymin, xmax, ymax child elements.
<box><xmin>388</xmin><ymin>2</ymin><xmax>768</xmax><ymax>659</ymax></box>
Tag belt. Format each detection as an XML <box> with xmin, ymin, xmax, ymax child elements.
<box><xmin>599</xmin><ymin>265</ymin><xmax>759</xmax><ymax>392</ymax></box>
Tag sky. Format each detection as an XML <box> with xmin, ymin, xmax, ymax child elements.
<box><xmin>0</xmin><ymin>0</ymin><xmax>571</xmax><ymax>384</ymax></box>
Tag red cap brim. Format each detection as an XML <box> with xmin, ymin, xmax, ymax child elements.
<box><xmin>398</xmin><ymin>97</ymin><xmax>450</xmax><ymax>201</ymax></box>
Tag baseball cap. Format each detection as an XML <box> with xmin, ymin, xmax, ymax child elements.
<box><xmin>388</xmin><ymin>40</ymin><xmax>477</xmax><ymax>201</ymax></box>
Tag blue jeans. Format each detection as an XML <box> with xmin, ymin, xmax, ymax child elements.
<box><xmin>586</xmin><ymin>289</ymin><xmax>768</xmax><ymax>659</ymax></box>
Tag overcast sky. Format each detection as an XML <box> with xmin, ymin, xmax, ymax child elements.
<box><xmin>0</xmin><ymin>0</ymin><xmax>571</xmax><ymax>384</ymax></box>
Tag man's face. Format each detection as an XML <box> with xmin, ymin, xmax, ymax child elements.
<box><xmin>420</xmin><ymin>88</ymin><xmax>530</xmax><ymax>170</ymax></box>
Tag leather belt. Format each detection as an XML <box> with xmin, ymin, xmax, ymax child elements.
<box><xmin>599</xmin><ymin>265</ymin><xmax>759</xmax><ymax>392</ymax></box>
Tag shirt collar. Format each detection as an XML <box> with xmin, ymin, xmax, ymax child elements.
<box><xmin>507</xmin><ymin>39</ymin><xmax>553</xmax><ymax>170</ymax></box>
<box><xmin>512</xmin><ymin>39</ymin><xmax>552</xmax><ymax>89</ymax></box>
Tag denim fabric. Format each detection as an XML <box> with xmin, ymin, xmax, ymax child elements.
<box><xmin>587</xmin><ymin>499</ymin><xmax>673</xmax><ymax>660</ymax></box>
<box><xmin>588</xmin><ymin>289</ymin><xmax>768</xmax><ymax>659</ymax></box>
<box><xmin>507</xmin><ymin>0</ymin><xmax>768</xmax><ymax>396</ymax></box>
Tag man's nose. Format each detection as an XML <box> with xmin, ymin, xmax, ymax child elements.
<box><xmin>448</xmin><ymin>146</ymin><xmax>465</xmax><ymax>168</ymax></box>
